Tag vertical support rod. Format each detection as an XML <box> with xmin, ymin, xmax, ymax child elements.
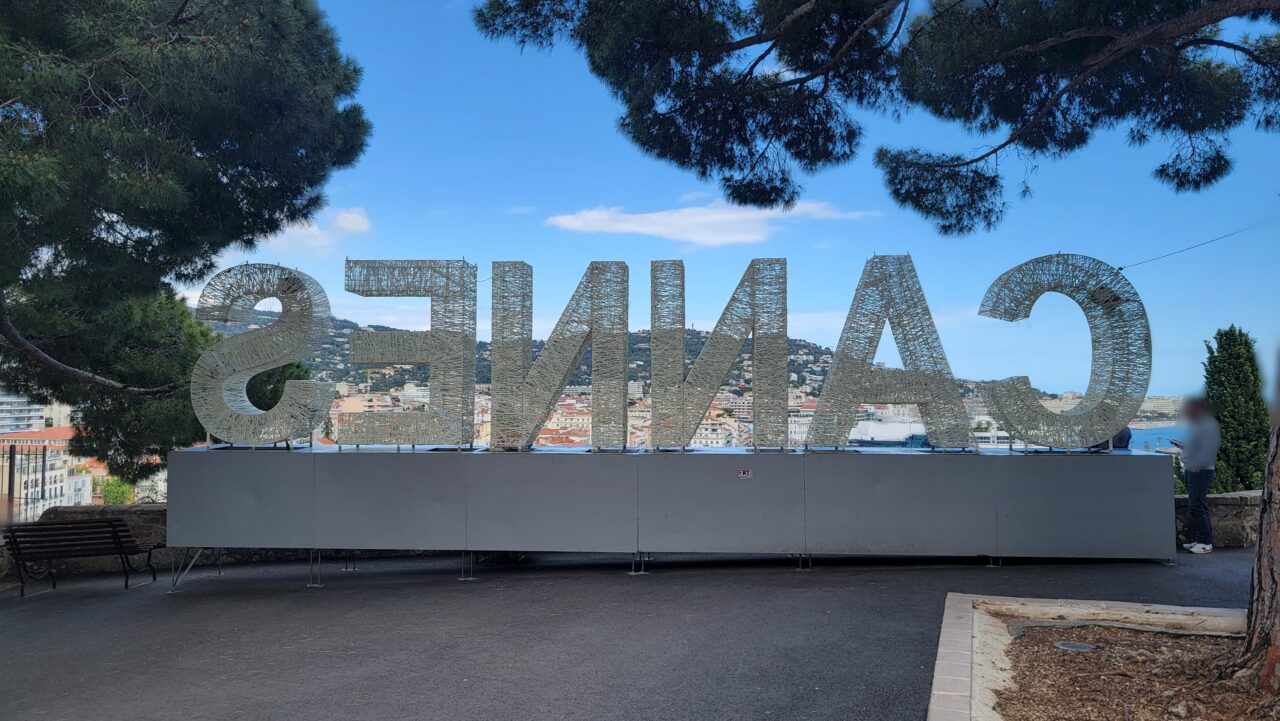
<box><xmin>627</xmin><ymin>551</ymin><xmax>648</xmax><ymax>575</ymax></box>
<box><xmin>6</xmin><ymin>444</ymin><xmax>14</xmax><ymax>525</ymax></box>
<box><xmin>307</xmin><ymin>549</ymin><xmax>323</xmax><ymax>587</ymax></box>
<box><xmin>457</xmin><ymin>551</ymin><xmax>477</xmax><ymax>581</ymax></box>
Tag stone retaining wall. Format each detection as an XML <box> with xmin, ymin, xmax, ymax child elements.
<box><xmin>1174</xmin><ymin>490</ymin><xmax>1262</xmax><ymax>548</ymax></box>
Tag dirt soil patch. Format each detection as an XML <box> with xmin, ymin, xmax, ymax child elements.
<box><xmin>994</xmin><ymin>624</ymin><xmax>1276</xmax><ymax>721</ymax></box>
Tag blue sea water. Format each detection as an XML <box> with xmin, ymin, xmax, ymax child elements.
<box><xmin>1129</xmin><ymin>425</ymin><xmax>1184</xmax><ymax>451</ymax></box>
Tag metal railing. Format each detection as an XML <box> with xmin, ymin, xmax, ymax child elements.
<box><xmin>3</xmin><ymin>443</ymin><xmax>68</xmax><ymax>524</ymax></box>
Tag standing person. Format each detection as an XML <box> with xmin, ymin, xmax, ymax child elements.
<box><xmin>1173</xmin><ymin>398</ymin><xmax>1221</xmax><ymax>554</ymax></box>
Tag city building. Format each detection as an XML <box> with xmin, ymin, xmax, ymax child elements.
<box><xmin>971</xmin><ymin>415</ymin><xmax>1013</xmax><ymax>448</ymax></box>
<box><xmin>849</xmin><ymin>419</ymin><xmax>925</xmax><ymax>445</ymax></box>
<box><xmin>0</xmin><ymin>390</ymin><xmax>44</xmax><ymax>434</ymax></box>
<box><xmin>396</xmin><ymin>382</ymin><xmax>431</xmax><ymax>408</ymax></box>
<box><xmin>1138</xmin><ymin>396</ymin><xmax>1183</xmax><ymax>419</ymax></box>
<box><xmin>689</xmin><ymin>417</ymin><xmax>734</xmax><ymax>448</ymax></box>
<box><xmin>330</xmin><ymin>394</ymin><xmax>400</xmax><ymax>415</ymax></box>
<box><xmin>787</xmin><ymin>399</ymin><xmax>817</xmax><ymax>447</ymax></box>
<box><xmin>43</xmin><ymin>402</ymin><xmax>76</xmax><ymax>428</ymax></box>
<box><xmin>0</xmin><ymin>427</ymin><xmax>95</xmax><ymax>521</ymax></box>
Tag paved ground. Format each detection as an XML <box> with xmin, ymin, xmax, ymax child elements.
<box><xmin>0</xmin><ymin>550</ymin><xmax>1254</xmax><ymax>721</ymax></box>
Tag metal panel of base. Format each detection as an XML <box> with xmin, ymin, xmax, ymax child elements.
<box><xmin>168</xmin><ymin>450</ymin><xmax>316</xmax><ymax>549</ymax></box>
<box><xmin>166</xmin><ymin>447</ymin><xmax>1175</xmax><ymax>559</ymax></box>
<box><xmin>465</xmin><ymin>453</ymin><xmax>638</xmax><ymax>553</ymax></box>
<box><xmin>314</xmin><ymin>452</ymin><xmax>467</xmax><ymax>550</ymax></box>
<box><xmin>637</xmin><ymin>453</ymin><xmax>805</xmax><ymax>553</ymax></box>
<box><xmin>804</xmin><ymin>453</ymin><xmax>1001</xmax><ymax>556</ymax></box>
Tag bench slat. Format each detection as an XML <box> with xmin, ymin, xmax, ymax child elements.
<box><xmin>3</xmin><ymin>518</ymin><xmax>165</xmax><ymax>596</ymax></box>
<box><xmin>9</xmin><ymin>546</ymin><xmax>148</xmax><ymax>558</ymax></box>
<box><xmin>14</xmin><ymin>548</ymin><xmax>123</xmax><ymax>561</ymax></box>
<box><xmin>7</xmin><ymin>538</ymin><xmax>120</xmax><ymax>548</ymax></box>
<box><xmin>3</xmin><ymin>519</ymin><xmax>158</xmax><ymax>560</ymax></box>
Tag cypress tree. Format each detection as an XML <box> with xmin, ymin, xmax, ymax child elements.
<box><xmin>1204</xmin><ymin>326</ymin><xmax>1270</xmax><ymax>492</ymax></box>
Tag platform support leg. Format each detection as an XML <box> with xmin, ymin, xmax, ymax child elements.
<box><xmin>457</xmin><ymin>551</ymin><xmax>477</xmax><ymax>582</ymax></box>
<box><xmin>308</xmin><ymin>550</ymin><xmax>324</xmax><ymax>588</ymax></box>
<box><xmin>627</xmin><ymin>551</ymin><xmax>649</xmax><ymax>576</ymax></box>
<box><xmin>168</xmin><ymin>547</ymin><xmax>205</xmax><ymax>593</ymax></box>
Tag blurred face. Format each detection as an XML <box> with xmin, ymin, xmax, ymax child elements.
<box><xmin>1184</xmin><ymin>403</ymin><xmax>1205</xmax><ymax>422</ymax></box>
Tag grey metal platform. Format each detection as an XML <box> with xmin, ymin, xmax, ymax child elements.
<box><xmin>167</xmin><ymin>446</ymin><xmax>1176</xmax><ymax>559</ymax></box>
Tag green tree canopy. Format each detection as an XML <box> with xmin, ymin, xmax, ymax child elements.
<box><xmin>97</xmin><ymin>476</ymin><xmax>133</xmax><ymax>505</ymax></box>
<box><xmin>1204</xmin><ymin>325</ymin><xmax>1270</xmax><ymax>492</ymax></box>
<box><xmin>1</xmin><ymin>0</ymin><xmax>368</xmax><ymax>393</ymax></box>
<box><xmin>1</xmin><ymin>0</ymin><xmax>368</xmax><ymax>478</ymax></box>
<box><xmin>475</xmin><ymin>0</ymin><xmax>1280</xmax><ymax>234</ymax></box>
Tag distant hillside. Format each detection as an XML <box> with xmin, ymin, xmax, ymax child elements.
<box><xmin>201</xmin><ymin>308</ymin><xmax>833</xmax><ymax>393</ymax></box>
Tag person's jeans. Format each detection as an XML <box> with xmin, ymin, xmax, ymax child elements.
<box><xmin>1186</xmin><ymin>469</ymin><xmax>1215</xmax><ymax>546</ymax></box>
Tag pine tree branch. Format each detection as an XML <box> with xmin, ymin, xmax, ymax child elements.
<box><xmin>713</xmin><ymin>0</ymin><xmax>824</xmax><ymax>54</ymax></box>
<box><xmin>756</xmin><ymin>0</ymin><xmax>906</xmax><ymax>92</ymax></box>
<box><xmin>1178</xmin><ymin>37</ymin><xmax>1280</xmax><ymax>78</ymax></box>
<box><xmin>994</xmin><ymin>27</ymin><xmax>1127</xmax><ymax>62</ymax></box>
<box><xmin>899</xmin><ymin>0</ymin><xmax>968</xmax><ymax>58</ymax></box>
<box><xmin>1080</xmin><ymin>0</ymin><xmax>1280</xmax><ymax>67</ymax></box>
<box><xmin>901</xmin><ymin>59</ymin><xmax>1115</xmax><ymax>169</ymax></box>
<box><xmin>900</xmin><ymin>0</ymin><xmax>1280</xmax><ymax>171</ymax></box>
<box><xmin>168</xmin><ymin>0</ymin><xmax>193</xmax><ymax>26</ymax></box>
<box><xmin>0</xmin><ymin>297</ymin><xmax>178</xmax><ymax>397</ymax></box>
<box><xmin>736</xmin><ymin>39</ymin><xmax>780</xmax><ymax>85</ymax></box>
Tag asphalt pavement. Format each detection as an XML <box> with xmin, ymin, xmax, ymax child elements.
<box><xmin>0</xmin><ymin>550</ymin><xmax>1255</xmax><ymax>721</ymax></box>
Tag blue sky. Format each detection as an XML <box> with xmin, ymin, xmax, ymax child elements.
<box><xmin>210</xmin><ymin>1</ymin><xmax>1280</xmax><ymax>397</ymax></box>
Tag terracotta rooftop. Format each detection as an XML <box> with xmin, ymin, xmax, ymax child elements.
<box><xmin>0</xmin><ymin>426</ymin><xmax>76</xmax><ymax>442</ymax></box>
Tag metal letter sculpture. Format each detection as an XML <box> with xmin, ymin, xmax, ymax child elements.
<box><xmin>978</xmin><ymin>254</ymin><xmax>1151</xmax><ymax>448</ymax></box>
<box><xmin>807</xmin><ymin>255</ymin><xmax>972</xmax><ymax>448</ymax></box>
<box><xmin>186</xmin><ymin>253</ymin><xmax>1155</xmax><ymax>453</ymax></box>
<box><xmin>191</xmin><ymin>264</ymin><xmax>334</xmax><ymax>446</ymax></box>
<box><xmin>651</xmin><ymin>259</ymin><xmax>788</xmax><ymax>448</ymax></box>
<box><xmin>490</xmin><ymin>261</ymin><xmax>628</xmax><ymax>450</ymax></box>
<box><xmin>334</xmin><ymin>260</ymin><xmax>477</xmax><ymax>445</ymax></box>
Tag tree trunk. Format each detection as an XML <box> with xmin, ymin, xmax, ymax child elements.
<box><xmin>1230</xmin><ymin>381</ymin><xmax>1280</xmax><ymax>692</ymax></box>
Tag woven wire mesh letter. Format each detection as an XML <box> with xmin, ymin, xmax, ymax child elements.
<box><xmin>191</xmin><ymin>264</ymin><xmax>334</xmax><ymax>446</ymax></box>
<box><xmin>333</xmin><ymin>260</ymin><xmax>477</xmax><ymax>445</ymax></box>
<box><xmin>490</xmin><ymin>262</ymin><xmax>532</xmax><ymax>450</ymax></box>
<box><xmin>978</xmin><ymin>254</ymin><xmax>1151</xmax><ymax>448</ymax></box>
<box><xmin>490</xmin><ymin>261</ymin><xmax>628</xmax><ymax>450</ymax></box>
<box><xmin>650</xmin><ymin>259</ymin><xmax>788</xmax><ymax>448</ymax></box>
<box><xmin>807</xmin><ymin>255</ymin><xmax>971</xmax><ymax>448</ymax></box>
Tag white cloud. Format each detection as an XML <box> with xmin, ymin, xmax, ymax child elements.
<box><xmin>261</xmin><ymin>207</ymin><xmax>372</xmax><ymax>257</ymax></box>
<box><xmin>678</xmin><ymin>190</ymin><xmax>714</xmax><ymax>204</ymax></box>
<box><xmin>332</xmin><ymin>207</ymin><xmax>372</xmax><ymax>234</ymax></box>
<box><xmin>545</xmin><ymin>200</ymin><xmax>877</xmax><ymax>246</ymax></box>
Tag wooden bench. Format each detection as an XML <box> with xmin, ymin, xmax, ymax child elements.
<box><xmin>2</xmin><ymin>518</ymin><xmax>165</xmax><ymax>596</ymax></box>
